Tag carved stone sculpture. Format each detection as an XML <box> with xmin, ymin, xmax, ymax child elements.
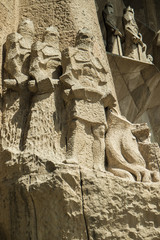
<box><xmin>132</xmin><ymin>123</ymin><xmax>160</xmax><ymax>173</ymax></box>
<box><xmin>61</xmin><ymin>28</ymin><xmax>116</xmax><ymax>170</ymax></box>
<box><xmin>123</xmin><ymin>6</ymin><xmax>152</xmax><ymax>62</ymax></box>
<box><xmin>24</xmin><ymin>26</ymin><xmax>62</xmax><ymax>157</ymax></box>
<box><xmin>103</xmin><ymin>2</ymin><xmax>123</xmax><ymax>55</ymax></box>
<box><xmin>4</xmin><ymin>19</ymin><xmax>35</xmax><ymax>90</ymax></box>
<box><xmin>106</xmin><ymin>110</ymin><xmax>160</xmax><ymax>182</ymax></box>
<box><xmin>1</xmin><ymin>1</ymin><xmax>160</xmax><ymax>239</ymax></box>
<box><xmin>28</xmin><ymin>26</ymin><xmax>61</xmax><ymax>93</ymax></box>
<box><xmin>1</xmin><ymin>19</ymin><xmax>35</xmax><ymax>151</ymax></box>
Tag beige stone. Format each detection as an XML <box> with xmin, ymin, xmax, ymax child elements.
<box><xmin>24</xmin><ymin>26</ymin><xmax>63</xmax><ymax>159</ymax></box>
<box><xmin>123</xmin><ymin>6</ymin><xmax>151</xmax><ymax>63</ymax></box>
<box><xmin>4</xmin><ymin>19</ymin><xmax>34</xmax><ymax>89</ymax></box>
<box><xmin>81</xmin><ymin>169</ymin><xmax>160</xmax><ymax>240</ymax></box>
<box><xmin>0</xmin><ymin>1</ymin><xmax>160</xmax><ymax>240</ymax></box>
<box><xmin>108</xmin><ymin>52</ymin><xmax>160</xmax><ymax>145</ymax></box>
<box><xmin>29</xmin><ymin>26</ymin><xmax>61</xmax><ymax>93</ymax></box>
<box><xmin>106</xmin><ymin>111</ymin><xmax>160</xmax><ymax>182</ymax></box>
<box><xmin>60</xmin><ymin>28</ymin><xmax>116</xmax><ymax>170</ymax></box>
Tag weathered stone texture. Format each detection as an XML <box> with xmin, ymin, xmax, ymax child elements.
<box><xmin>0</xmin><ymin>158</ymin><xmax>88</xmax><ymax>240</ymax></box>
<box><xmin>19</xmin><ymin>0</ymin><xmax>76</xmax><ymax>50</ymax></box>
<box><xmin>81</xmin><ymin>170</ymin><xmax>160</xmax><ymax>240</ymax></box>
<box><xmin>0</xmin><ymin>0</ymin><xmax>160</xmax><ymax>239</ymax></box>
<box><xmin>0</xmin><ymin>153</ymin><xmax>159</xmax><ymax>240</ymax></box>
<box><xmin>0</xmin><ymin>0</ymin><xmax>19</xmax><ymax>84</ymax></box>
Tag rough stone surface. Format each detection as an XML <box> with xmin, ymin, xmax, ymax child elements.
<box><xmin>0</xmin><ymin>0</ymin><xmax>160</xmax><ymax>240</ymax></box>
<box><xmin>0</xmin><ymin>156</ymin><xmax>87</xmax><ymax>240</ymax></box>
<box><xmin>81</xmin><ymin>169</ymin><xmax>160</xmax><ymax>240</ymax></box>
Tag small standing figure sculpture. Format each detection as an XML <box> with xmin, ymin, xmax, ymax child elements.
<box><xmin>24</xmin><ymin>26</ymin><xmax>62</xmax><ymax>157</ymax></box>
<box><xmin>103</xmin><ymin>2</ymin><xmax>123</xmax><ymax>55</ymax></box>
<box><xmin>60</xmin><ymin>28</ymin><xmax>116</xmax><ymax>170</ymax></box>
<box><xmin>2</xmin><ymin>19</ymin><xmax>35</xmax><ymax>151</ymax></box>
<box><xmin>123</xmin><ymin>6</ymin><xmax>152</xmax><ymax>62</ymax></box>
<box><xmin>29</xmin><ymin>26</ymin><xmax>61</xmax><ymax>93</ymax></box>
<box><xmin>4</xmin><ymin>19</ymin><xmax>35</xmax><ymax>90</ymax></box>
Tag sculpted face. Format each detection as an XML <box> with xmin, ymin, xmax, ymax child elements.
<box><xmin>18</xmin><ymin>19</ymin><xmax>35</xmax><ymax>37</ymax></box>
<box><xmin>43</xmin><ymin>26</ymin><xmax>59</xmax><ymax>43</ymax></box>
<box><xmin>76</xmin><ymin>28</ymin><xmax>94</xmax><ymax>49</ymax></box>
<box><xmin>126</xmin><ymin>6</ymin><xmax>134</xmax><ymax>16</ymax></box>
<box><xmin>105</xmin><ymin>2</ymin><xmax>114</xmax><ymax>15</ymax></box>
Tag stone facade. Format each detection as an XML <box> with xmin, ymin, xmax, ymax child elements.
<box><xmin>0</xmin><ymin>0</ymin><xmax>160</xmax><ymax>239</ymax></box>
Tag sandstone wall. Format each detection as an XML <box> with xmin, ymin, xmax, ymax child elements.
<box><xmin>0</xmin><ymin>159</ymin><xmax>160</xmax><ymax>240</ymax></box>
<box><xmin>0</xmin><ymin>0</ymin><xmax>20</xmax><ymax>89</ymax></box>
<box><xmin>0</xmin><ymin>0</ymin><xmax>20</xmax><ymax>126</ymax></box>
<box><xmin>19</xmin><ymin>0</ymin><xmax>76</xmax><ymax>50</ymax></box>
<box><xmin>0</xmin><ymin>1</ymin><xmax>160</xmax><ymax>239</ymax></box>
<box><xmin>18</xmin><ymin>0</ymin><xmax>119</xmax><ymax>107</ymax></box>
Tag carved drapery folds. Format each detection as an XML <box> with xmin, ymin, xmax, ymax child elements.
<box><xmin>1</xmin><ymin>19</ymin><xmax>160</xmax><ymax>182</ymax></box>
<box><xmin>103</xmin><ymin>2</ymin><xmax>123</xmax><ymax>56</ymax></box>
<box><xmin>123</xmin><ymin>6</ymin><xmax>151</xmax><ymax>63</ymax></box>
<box><xmin>102</xmin><ymin>3</ymin><xmax>153</xmax><ymax>63</ymax></box>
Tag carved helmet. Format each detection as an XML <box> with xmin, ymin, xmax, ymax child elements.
<box><xmin>104</xmin><ymin>2</ymin><xmax>114</xmax><ymax>14</ymax></box>
<box><xmin>126</xmin><ymin>6</ymin><xmax>134</xmax><ymax>14</ymax></box>
<box><xmin>76</xmin><ymin>28</ymin><xmax>94</xmax><ymax>46</ymax></box>
<box><xmin>43</xmin><ymin>26</ymin><xmax>59</xmax><ymax>44</ymax></box>
<box><xmin>18</xmin><ymin>19</ymin><xmax>35</xmax><ymax>36</ymax></box>
<box><xmin>44</xmin><ymin>26</ymin><xmax>59</xmax><ymax>37</ymax></box>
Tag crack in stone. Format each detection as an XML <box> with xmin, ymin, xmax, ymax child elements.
<box><xmin>79</xmin><ymin>169</ymin><xmax>90</xmax><ymax>240</ymax></box>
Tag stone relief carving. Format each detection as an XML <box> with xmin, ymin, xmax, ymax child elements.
<box><xmin>106</xmin><ymin>110</ymin><xmax>160</xmax><ymax>182</ymax></box>
<box><xmin>103</xmin><ymin>2</ymin><xmax>123</xmax><ymax>55</ymax></box>
<box><xmin>24</xmin><ymin>26</ymin><xmax>62</xmax><ymax>156</ymax></box>
<box><xmin>4</xmin><ymin>19</ymin><xmax>35</xmax><ymax>90</ymax></box>
<box><xmin>123</xmin><ymin>6</ymin><xmax>152</xmax><ymax>63</ymax></box>
<box><xmin>60</xmin><ymin>28</ymin><xmax>116</xmax><ymax>170</ymax></box>
<box><xmin>2</xmin><ymin>22</ymin><xmax>62</xmax><ymax>156</ymax></box>
<box><xmin>1</xmin><ymin>19</ymin><xmax>35</xmax><ymax>151</ymax></box>
<box><xmin>2</xmin><ymin>20</ymin><xmax>159</xmax><ymax>182</ymax></box>
<box><xmin>28</xmin><ymin>26</ymin><xmax>61</xmax><ymax>93</ymax></box>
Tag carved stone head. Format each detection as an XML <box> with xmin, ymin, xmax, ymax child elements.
<box><xmin>123</xmin><ymin>6</ymin><xmax>135</xmax><ymax>23</ymax></box>
<box><xmin>75</xmin><ymin>28</ymin><xmax>94</xmax><ymax>50</ymax></box>
<box><xmin>43</xmin><ymin>26</ymin><xmax>59</xmax><ymax>45</ymax></box>
<box><xmin>104</xmin><ymin>2</ymin><xmax>114</xmax><ymax>15</ymax></box>
<box><xmin>18</xmin><ymin>19</ymin><xmax>35</xmax><ymax>38</ymax></box>
<box><xmin>126</xmin><ymin>6</ymin><xmax>134</xmax><ymax>14</ymax></box>
<box><xmin>124</xmin><ymin>6</ymin><xmax>134</xmax><ymax>18</ymax></box>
